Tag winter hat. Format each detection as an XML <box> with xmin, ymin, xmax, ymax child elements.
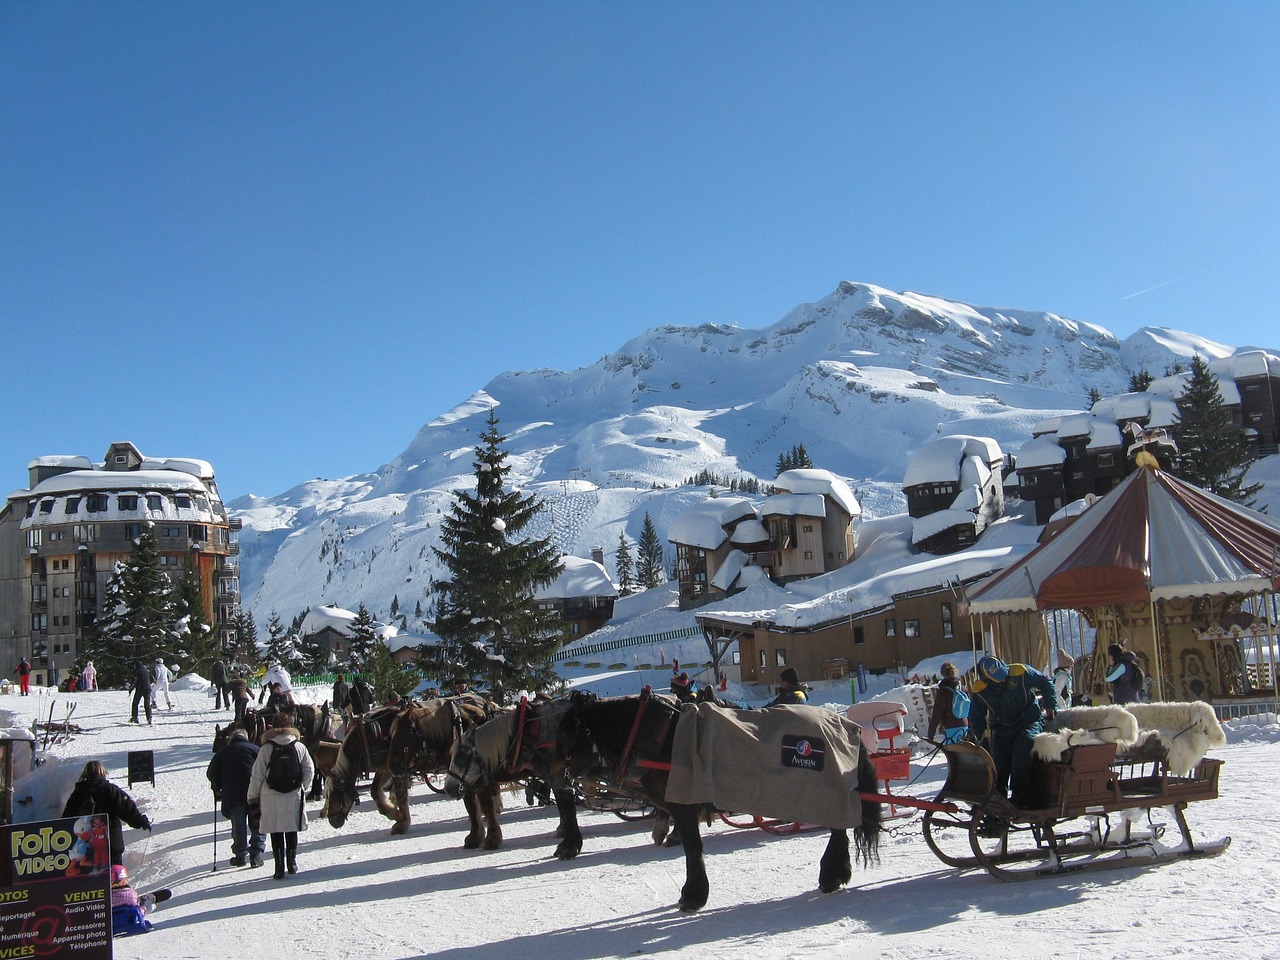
<box><xmin>670</xmin><ymin>672</ymin><xmax>691</xmax><ymax>692</ymax></box>
<box><xmin>111</xmin><ymin>865</ymin><xmax>129</xmax><ymax>887</ymax></box>
<box><xmin>779</xmin><ymin>667</ymin><xmax>800</xmax><ymax>686</ymax></box>
<box><xmin>977</xmin><ymin>656</ymin><xmax>1009</xmax><ymax>684</ymax></box>
<box><xmin>1057</xmin><ymin>647</ymin><xmax>1075</xmax><ymax>670</ymax></box>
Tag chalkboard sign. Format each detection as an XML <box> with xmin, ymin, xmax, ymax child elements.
<box><xmin>127</xmin><ymin>750</ymin><xmax>154</xmax><ymax>787</ymax></box>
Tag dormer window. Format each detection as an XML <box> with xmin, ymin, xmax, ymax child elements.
<box><xmin>86</xmin><ymin>494</ymin><xmax>108</xmax><ymax>513</ymax></box>
<box><xmin>147</xmin><ymin>494</ymin><xmax>163</xmax><ymax>511</ymax></box>
<box><xmin>174</xmin><ymin>495</ymin><xmax>192</xmax><ymax>509</ymax></box>
<box><xmin>118</xmin><ymin>495</ymin><xmax>138</xmax><ymax>511</ymax></box>
<box><xmin>64</xmin><ymin>497</ymin><xmax>81</xmax><ymax>514</ymax></box>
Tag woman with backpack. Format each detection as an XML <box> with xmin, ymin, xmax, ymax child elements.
<box><xmin>60</xmin><ymin>761</ymin><xmax>152</xmax><ymax>866</ymax></box>
<box><xmin>1105</xmin><ymin>643</ymin><xmax>1143</xmax><ymax>704</ymax></box>
<box><xmin>927</xmin><ymin>662</ymin><xmax>971</xmax><ymax>744</ymax></box>
<box><xmin>247</xmin><ymin>715</ymin><xmax>314</xmax><ymax>880</ymax></box>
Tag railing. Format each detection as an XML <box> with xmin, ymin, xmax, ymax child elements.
<box><xmin>1212</xmin><ymin>696</ymin><xmax>1279</xmax><ymax>722</ymax></box>
<box><xmin>554</xmin><ymin>626</ymin><xmax>703</xmax><ymax>662</ymax></box>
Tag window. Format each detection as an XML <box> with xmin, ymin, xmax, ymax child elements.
<box><xmin>76</xmin><ymin>581</ymin><xmax>97</xmax><ymax>600</ymax></box>
<box><xmin>32</xmin><ymin>613</ymin><xmax>47</xmax><ymax>632</ymax></box>
<box><xmin>146</xmin><ymin>494</ymin><xmax>163</xmax><ymax>511</ymax></box>
<box><xmin>118</xmin><ymin>495</ymin><xmax>138</xmax><ymax>511</ymax></box>
<box><xmin>48</xmin><ymin>529</ymin><xmax>66</xmax><ymax>541</ymax></box>
<box><xmin>25</xmin><ymin>530</ymin><xmax>41</xmax><ymax>548</ymax></box>
<box><xmin>55</xmin><ymin>559</ymin><xmax>70</xmax><ymax>572</ymax></box>
<box><xmin>188</xmin><ymin>524</ymin><xmax>208</xmax><ymax>542</ymax></box>
<box><xmin>904</xmin><ymin>619</ymin><xmax>921</xmax><ymax>638</ymax></box>
<box><xmin>160</xmin><ymin>526</ymin><xmax>181</xmax><ymax>538</ymax></box>
<box><xmin>39</xmin><ymin>500</ymin><xmax>55</xmax><ymax>514</ymax></box>
<box><xmin>1097</xmin><ymin>453</ymin><xmax>1114</xmax><ymax>468</ymax></box>
<box><xmin>731</xmin><ymin>651</ymin><xmax>741</xmax><ymax>665</ymax></box>
<box><xmin>159</xmin><ymin>555</ymin><xmax>181</xmax><ymax>567</ymax></box>
<box><xmin>64</xmin><ymin>497</ymin><xmax>81</xmax><ymax>514</ymax></box>
<box><xmin>123</xmin><ymin>523</ymin><xmax>142</xmax><ymax>540</ymax></box>
<box><xmin>803</xmin><ymin>550</ymin><xmax>813</xmax><ymax>560</ymax></box>
<box><xmin>884</xmin><ymin>618</ymin><xmax>896</xmax><ymax>637</ymax></box>
<box><xmin>775</xmin><ymin>649</ymin><xmax>788</xmax><ymax>667</ymax></box>
<box><xmin>758</xmin><ymin>650</ymin><xmax>767</xmax><ymax>668</ymax></box>
<box><xmin>803</xmin><ymin>524</ymin><xmax>814</xmax><ymax>533</ymax></box>
<box><xmin>114</xmin><ymin>455</ymin><xmax>127</xmax><ymax>464</ymax></box>
<box><xmin>86</xmin><ymin>494</ymin><xmax>108</xmax><ymax>513</ymax></box>
<box><xmin>174</xmin><ymin>495</ymin><xmax>191</xmax><ymax>509</ymax></box>
<box><xmin>32</xmin><ymin>583</ymin><xmax>47</xmax><ymax>602</ymax></box>
<box><xmin>26</xmin><ymin>501</ymin><xmax>38</xmax><ymax>518</ymax></box>
<box><xmin>854</xmin><ymin>626</ymin><xmax>865</xmax><ymax>645</ymax></box>
<box><xmin>941</xmin><ymin>601</ymin><xmax>954</xmax><ymax>639</ymax></box>
<box><xmin>73</xmin><ymin>524</ymin><xmax>97</xmax><ymax>541</ymax></box>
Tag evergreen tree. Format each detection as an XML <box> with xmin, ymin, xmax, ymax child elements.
<box><xmin>264</xmin><ymin>611</ymin><xmax>301</xmax><ymax>670</ymax></box>
<box><xmin>346</xmin><ymin>602</ymin><xmax>378</xmax><ymax>670</ymax></box>
<box><xmin>615</xmin><ymin>530</ymin><xmax>635</xmax><ymax>596</ymax></box>
<box><xmin>236</xmin><ymin>610</ymin><xmax>263</xmax><ymax>665</ymax></box>
<box><xmin>95</xmin><ymin>527</ymin><xmax>175</xmax><ymax>687</ymax></box>
<box><xmin>171</xmin><ymin>558</ymin><xmax>217</xmax><ymax>673</ymax></box>
<box><xmin>636</xmin><ymin>512</ymin><xmax>666</xmax><ymax>590</ymax></box>
<box><xmin>1086</xmin><ymin>387</ymin><xmax>1102</xmax><ymax>409</ymax></box>
<box><xmin>414</xmin><ymin>599</ymin><xmax>424</xmax><ymax>623</ymax></box>
<box><xmin>1173</xmin><ymin>354</ymin><xmax>1262</xmax><ymax>505</ymax></box>
<box><xmin>1128</xmin><ymin>369</ymin><xmax>1154</xmax><ymax>393</ymax></box>
<box><xmin>775</xmin><ymin>443</ymin><xmax>814</xmax><ymax>475</ymax></box>
<box><xmin>293</xmin><ymin>625</ymin><xmax>326</xmax><ymax>675</ymax></box>
<box><xmin>362</xmin><ymin>638</ymin><xmax>421</xmax><ymax>704</ymax></box>
<box><xmin>423</xmin><ymin>411</ymin><xmax>564</xmax><ymax>704</ymax></box>
<box><xmin>390</xmin><ymin>595</ymin><xmax>400</xmax><ymax>620</ymax></box>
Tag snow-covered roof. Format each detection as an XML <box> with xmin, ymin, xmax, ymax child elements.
<box><xmin>667</xmin><ymin>497</ymin><xmax>759</xmax><ymax>550</ymax></box>
<box><xmin>903</xmin><ymin>435</ymin><xmax>1003</xmax><ymax>487</ymax></box>
<box><xmin>773</xmin><ymin>468</ymin><xmax>861</xmax><ymax>517</ymax></box>
<box><xmin>911</xmin><ymin>508</ymin><xmax>977</xmax><ymax>545</ymax></box>
<box><xmin>28</xmin><ymin>455</ymin><xmax>93</xmax><ymax>470</ymax></box>
<box><xmin>1016</xmin><ymin>435</ymin><xmax>1068</xmax><ymax>469</ymax></box>
<box><xmin>729</xmin><ymin>518</ymin><xmax>769</xmax><ymax>545</ymax></box>
<box><xmin>23</xmin><ymin>469</ymin><xmax>210</xmax><ymax>496</ymax></box>
<box><xmin>760</xmin><ymin>492</ymin><xmax>826</xmax><ymax>518</ymax></box>
<box><xmin>140</xmin><ymin>458</ymin><xmax>216</xmax><ymax>479</ymax></box>
<box><xmin>300</xmin><ymin>604</ymin><xmax>357</xmax><ymax>636</ymax></box>
<box><xmin>534</xmin><ymin>555</ymin><xmax>618</xmax><ymax>600</ymax></box>
<box><xmin>711</xmin><ymin>548</ymin><xmax>750</xmax><ymax>591</ymax></box>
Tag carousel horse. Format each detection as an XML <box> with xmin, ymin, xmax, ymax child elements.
<box><xmin>554</xmin><ymin>690</ymin><xmax>883</xmax><ymax>912</ymax></box>
<box><xmin>323</xmin><ymin>704</ymin><xmax>414</xmax><ymax>834</ymax></box>
<box><xmin>384</xmin><ymin>694</ymin><xmax>504</xmax><ymax>849</ymax></box>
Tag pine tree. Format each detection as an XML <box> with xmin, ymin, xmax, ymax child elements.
<box><xmin>1173</xmin><ymin>354</ymin><xmax>1262</xmax><ymax>505</ymax></box>
<box><xmin>615</xmin><ymin>531</ymin><xmax>635</xmax><ymax>596</ymax></box>
<box><xmin>1128</xmin><ymin>369</ymin><xmax>1154</xmax><ymax>393</ymax></box>
<box><xmin>361</xmin><ymin>637</ymin><xmax>421</xmax><ymax>704</ymax></box>
<box><xmin>636</xmin><ymin>513</ymin><xmax>666</xmax><ymax>590</ymax></box>
<box><xmin>171</xmin><ymin>558</ymin><xmax>216</xmax><ymax>673</ymax></box>
<box><xmin>423</xmin><ymin>411</ymin><xmax>564</xmax><ymax>704</ymax></box>
<box><xmin>347</xmin><ymin>602</ymin><xmax>378</xmax><ymax>670</ymax></box>
<box><xmin>1086</xmin><ymin>387</ymin><xmax>1102</xmax><ymax>409</ymax></box>
<box><xmin>236</xmin><ymin>610</ymin><xmax>263</xmax><ymax>666</ymax></box>
<box><xmin>390</xmin><ymin>595</ymin><xmax>400</xmax><ymax>620</ymax></box>
<box><xmin>292</xmin><ymin>621</ymin><xmax>327</xmax><ymax>675</ymax></box>
<box><xmin>95</xmin><ymin>527</ymin><xmax>176</xmax><ymax>687</ymax></box>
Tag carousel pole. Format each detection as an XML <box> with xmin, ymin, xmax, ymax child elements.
<box><xmin>1149</xmin><ymin>597</ymin><xmax>1163</xmax><ymax>702</ymax></box>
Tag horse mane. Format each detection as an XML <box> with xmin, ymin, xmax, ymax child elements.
<box><xmin>466</xmin><ymin>708</ymin><xmax>518</xmax><ymax>773</ymax></box>
<box><xmin>576</xmin><ymin>696</ymin><xmax>643</xmax><ymax>760</ymax></box>
<box><xmin>402</xmin><ymin>699</ymin><xmax>453</xmax><ymax>742</ymax></box>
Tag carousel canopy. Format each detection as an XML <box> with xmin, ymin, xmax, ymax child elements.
<box><xmin>967</xmin><ymin>466</ymin><xmax>1280</xmax><ymax>613</ymax></box>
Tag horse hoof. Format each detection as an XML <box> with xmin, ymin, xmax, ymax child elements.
<box><xmin>463</xmin><ymin>837</ymin><xmax>481</xmax><ymax>850</ymax></box>
<box><xmin>676</xmin><ymin>898</ymin><xmax>704</xmax><ymax>913</ymax></box>
<box><xmin>554</xmin><ymin>845</ymin><xmax>580</xmax><ymax>861</ymax></box>
<box><xmin>391</xmin><ymin>824</ymin><xmax>408</xmax><ymax>836</ymax></box>
<box><xmin>482</xmin><ymin>837</ymin><xmax>502</xmax><ymax>851</ymax></box>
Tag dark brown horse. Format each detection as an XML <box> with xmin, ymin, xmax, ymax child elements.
<box><xmin>555</xmin><ymin>691</ymin><xmax>883</xmax><ymax>912</ymax></box>
<box><xmin>214</xmin><ymin>703</ymin><xmax>340</xmax><ymax>801</ymax></box>
<box><xmin>384</xmin><ymin>695</ymin><xmax>503</xmax><ymax>848</ymax></box>
<box><xmin>324</xmin><ymin>704</ymin><xmax>413</xmax><ymax>834</ymax></box>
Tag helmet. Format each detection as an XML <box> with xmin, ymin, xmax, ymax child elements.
<box><xmin>111</xmin><ymin>864</ymin><xmax>129</xmax><ymax>886</ymax></box>
<box><xmin>977</xmin><ymin>656</ymin><xmax>1009</xmax><ymax>683</ymax></box>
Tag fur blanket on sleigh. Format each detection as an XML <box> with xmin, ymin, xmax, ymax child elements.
<box><xmin>1032</xmin><ymin>702</ymin><xmax>1226</xmax><ymax>775</ymax></box>
<box><xmin>665</xmin><ymin>703</ymin><xmax>868</xmax><ymax>829</ymax></box>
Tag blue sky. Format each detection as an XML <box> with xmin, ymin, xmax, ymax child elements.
<box><xmin>3</xmin><ymin>2</ymin><xmax>1277</xmax><ymax>501</ymax></box>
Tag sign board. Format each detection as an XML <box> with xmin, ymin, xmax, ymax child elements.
<box><xmin>0</xmin><ymin>815</ymin><xmax>112</xmax><ymax>959</ymax></box>
<box><xmin>127</xmin><ymin>751</ymin><xmax>154</xmax><ymax>788</ymax></box>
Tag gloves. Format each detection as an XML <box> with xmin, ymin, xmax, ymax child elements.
<box><xmin>142</xmin><ymin>818</ymin><xmax>152</xmax><ymax>831</ymax></box>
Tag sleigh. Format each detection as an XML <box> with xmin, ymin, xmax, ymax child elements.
<box><xmin>918</xmin><ymin>728</ymin><xmax>1230</xmax><ymax>881</ymax></box>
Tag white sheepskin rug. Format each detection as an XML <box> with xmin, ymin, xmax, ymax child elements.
<box><xmin>1032</xmin><ymin>702</ymin><xmax>1226</xmax><ymax>775</ymax></box>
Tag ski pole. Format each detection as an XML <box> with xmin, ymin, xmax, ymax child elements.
<box><xmin>212</xmin><ymin>797</ymin><xmax>218</xmax><ymax>872</ymax></box>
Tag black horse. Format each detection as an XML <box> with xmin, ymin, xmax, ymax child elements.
<box><xmin>213</xmin><ymin>703</ymin><xmax>339</xmax><ymax>801</ymax></box>
<box><xmin>555</xmin><ymin>691</ymin><xmax>882</xmax><ymax>912</ymax></box>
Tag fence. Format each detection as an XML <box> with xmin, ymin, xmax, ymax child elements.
<box><xmin>553</xmin><ymin>626</ymin><xmax>703</xmax><ymax>663</ymax></box>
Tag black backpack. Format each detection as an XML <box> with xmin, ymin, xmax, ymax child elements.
<box><xmin>1127</xmin><ymin>660</ymin><xmax>1146</xmax><ymax>694</ymax></box>
<box><xmin>265</xmin><ymin>739</ymin><xmax>304</xmax><ymax>793</ymax></box>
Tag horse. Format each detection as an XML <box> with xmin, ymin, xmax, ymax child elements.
<box><xmin>292</xmin><ymin>701</ymin><xmax>343</xmax><ymax>800</ymax></box>
<box><xmin>444</xmin><ymin>697</ymin><xmax>585</xmax><ymax>858</ymax></box>
<box><xmin>555</xmin><ymin>691</ymin><xmax>883</xmax><ymax>912</ymax></box>
<box><xmin>384</xmin><ymin>695</ymin><xmax>504</xmax><ymax>849</ymax></box>
<box><xmin>324</xmin><ymin>704</ymin><xmax>414</xmax><ymax>834</ymax></box>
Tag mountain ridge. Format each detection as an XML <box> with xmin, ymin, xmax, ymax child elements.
<box><xmin>231</xmin><ymin>280</ymin><xmax>1249</xmax><ymax>627</ymax></box>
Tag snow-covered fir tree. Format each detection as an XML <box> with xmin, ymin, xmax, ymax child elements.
<box><xmin>424</xmin><ymin>411</ymin><xmax>564</xmax><ymax>704</ymax></box>
<box><xmin>1174</xmin><ymin>354</ymin><xmax>1262</xmax><ymax>505</ymax></box>
<box><xmin>171</xmin><ymin>557</ymin><xmax>216</xmax><ymax>673</ymax></box>
<box><xmin>346</xmin><ymin>602</ymin><xmax>378</xmax><ymax>671</ymax></box>
<box><xmin>234</xmin><ymin>610</ymin><xmax>262</xmax><ymax>666</ymax></box>
<box><xmin>95</xmin><ymin>526</ymin><xmax>176</xmax><ymax>687</ymax></box>
<box><xmin>636</xmin><ymin>512</ymin><xmax>666</xmax><ymax>590</ymax></box>
<box><xmin>615</xmin><ymin>530</ymin><xmax>635</xmax><ymax>596</ymax></box>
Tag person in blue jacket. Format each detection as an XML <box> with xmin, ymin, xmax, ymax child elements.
<box><xmin>969</xmin><ymin>656</ymin><xmax>1057</xmax><ymax>810</ymax></box>
<box><xmin>1105</xmin><ymin>643</ymin><xmax>1142</xmax><ymax>704</ymax></box>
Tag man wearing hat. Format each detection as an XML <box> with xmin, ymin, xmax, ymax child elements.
<box><xmin>764</xmin><ymin>667</ymin><xmax>808</xmax><ymax>707</ymax></box>
<box><xmin>669</xmin><ymin>672</ymin><xmax>695</xmax><ymax>704</ymax></box>
<box><xmin>970</xmin><ymin>655</ymin><xmax>1057</xmax><ymax>812</ymax></box>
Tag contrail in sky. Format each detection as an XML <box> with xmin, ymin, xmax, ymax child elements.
<box><xmin>1121</xmin><ymin>267</ymin><xmax>1213</xmax><ymax>301</ymax></box>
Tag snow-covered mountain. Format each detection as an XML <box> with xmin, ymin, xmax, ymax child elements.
<box><xmin>231</xmin><ymin>280</ymin><xmax>1246</xmax><ymax>628</ymax></box>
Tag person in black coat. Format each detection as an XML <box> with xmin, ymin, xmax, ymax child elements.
<box><xmin>348</xmin><ymin>677</ymin><xmax>374</xmax><ymax>715</ymax></box>
<box><xmin>332</xmin><ymin>674</ymin><xmax>350</xmax><ymax>712</ymax></box>
<box><xmin>210</xmin><ymin>659</ymin><xmax>230</xmax><ymax>710</ymax></box>
<box><xmin>61</xmin><ymin>761</ymin><xmax>151</xmax><ymax>865</ymax></box>
<box><xmin>129</xmin><ymin>661</ymin><xmax>154</xmax><ymax>725</ymax></box>
<box><xmin>206</xmin><ymin>728</ymin><xmax>265</xmax><ymax>867</ymax></box>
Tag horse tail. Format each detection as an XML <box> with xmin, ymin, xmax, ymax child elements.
<box><xmin>854</xmin><ymin>744</ymin><xmax>882</xmax><ymax>867</ymax></box>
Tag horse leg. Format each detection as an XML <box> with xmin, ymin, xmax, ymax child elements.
<box><xmin>389</xmin><ymin>775</ymin><xmax>411</xmax><ymax>835</ymax></box>
<box><xmin>370</xmin><ymin>770</ymin><xmax>401</xmax><ymax>825</ymax></box>
<box><xmin>479</xmin><ymin>785</ymin><xmax>502</xmax><ymax>850</ymax></box>
<box><xmin>818</xmin><ymin>828</ymin><xmax>852</xmax><ymax>893</ymax></box>
<box><xmin>671</xmin><ymin>803</ymin><xmax>708</xmax><ymax>912</ymax></box>
<box><xmin>462</xmin><ymin>791</ymin><xmax>484</xmax><ymax>849</ymax></box>
<box><xmin>551</xmin><ymin>784</ymin><xmax>583</xmax><ymax>860</ymax></box>
<box><xmin>307</xmin><ymin>769</ymin><xmax>324</xmax><ymax>802</ymax></box>
<box><xmin>651</xmin><ymin>809</ymin><xmax>674</xmax><ymax>846</ymax></box>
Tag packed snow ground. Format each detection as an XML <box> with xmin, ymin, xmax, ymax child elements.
<box><xmin>5</xmin><ymin>678</ymin><xmax>1280</xmax><ymax>960</ymax></box>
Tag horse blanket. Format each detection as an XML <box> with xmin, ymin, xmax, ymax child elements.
<box><xmin>665</xmin><ymin>703</ymin><xmax>867</xmax><ymax>829</ymax></box>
